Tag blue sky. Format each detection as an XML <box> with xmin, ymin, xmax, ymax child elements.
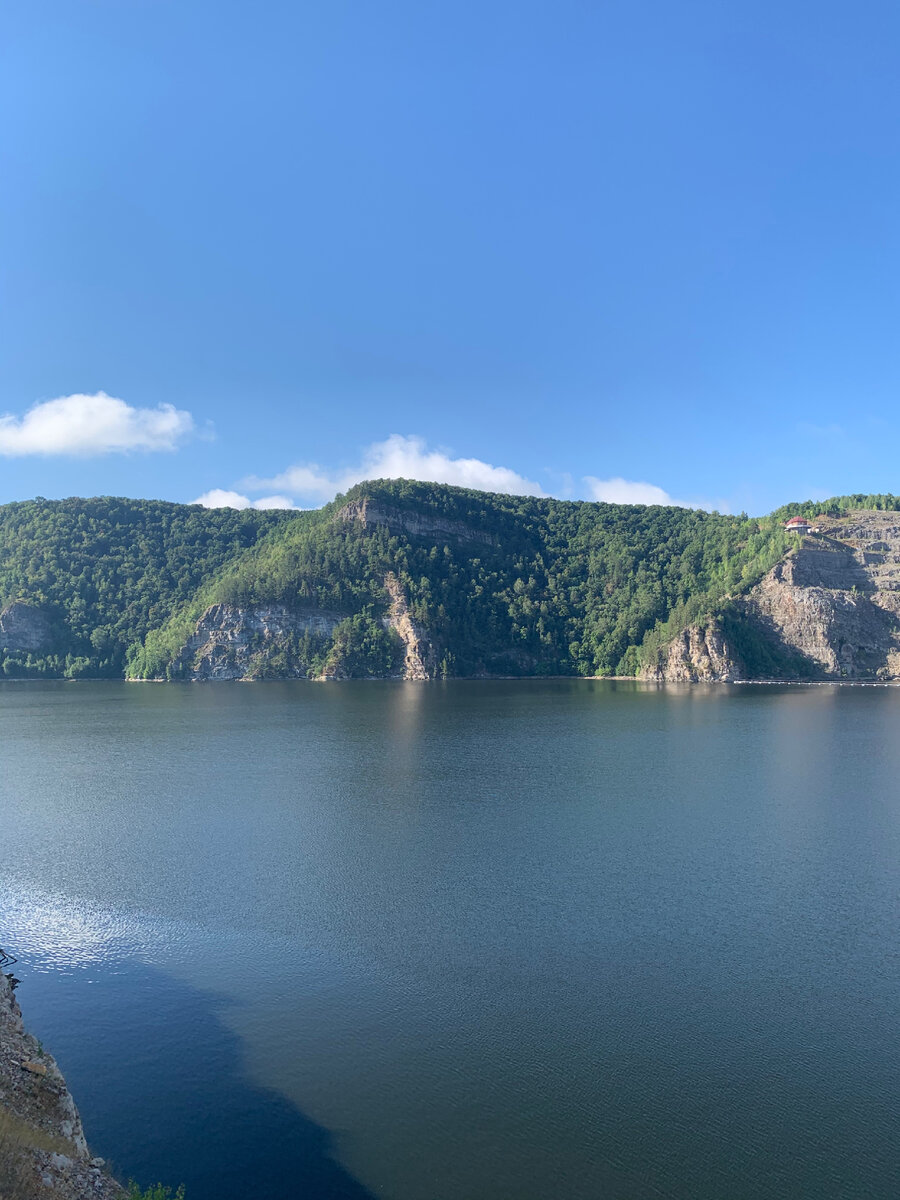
<box><xmin>2</xmin><ymin>0</ymin><xmax>900</xmax><ymax>514</ymax></box>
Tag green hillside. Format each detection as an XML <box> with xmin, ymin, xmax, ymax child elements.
<box><xmin>0</xmin><ymin>497</ymin><xmax>298</xmax><ymax>677</ymax></box>
<box><xmin>128</xmin><ymin>479</ymin><xmax>788</xmax><ymax>680</ymax></box>
<box><xmin>5</xmin><ymin>481</ymin><xmax>892</xmax><ymax>681</ymax></box>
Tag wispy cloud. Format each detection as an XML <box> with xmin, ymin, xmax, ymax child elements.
<box><xmin>192</xmin><ymin>489</ymin><xmax>299</xmax><ymax>510</ymax></box>
<box><xmin>198</xmin><ymin>434</ymin><xmax>722</xmax><ymax>513</ymax></box>
<box><xmin>584</xmin><ymin>476</ymin><xmax>679</xmax><ymax>506</ymax></box>
<box><xmin>0</xmin><ymin>392</ymin><xmax>195</xmax><ymax>456</ymax></box>
<box><xmin>244</xmin><ymin>434</ymin><xmax>547</xmax><ymax>502</ymax></box>
<box><xmin>584</xmin><ymin>475</ymin><xmax>728</xmax><ymax>510</ymax></box>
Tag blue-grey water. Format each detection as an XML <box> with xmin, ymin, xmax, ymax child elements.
<box><xmin>2</xmin><ymin>680</ymin><xmax>900</xmax><ymax>1199</ymax></box>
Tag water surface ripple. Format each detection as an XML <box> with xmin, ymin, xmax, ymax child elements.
<box><xmin>2</xmin><ymin>680</ymin><xmax>899</xmax><ymax>1199</ymax></box>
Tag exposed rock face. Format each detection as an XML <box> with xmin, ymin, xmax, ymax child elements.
<box><xmin>166</xmin><ymin>510</ymin><xmax>900</xmax><ymax>684</ymax></box>
<box><xmin>0</xmin><ymin>603</ymin><xmax>53</xmax><ymax>654</ymax></box>
<box><xmin>338</xmin><ymin>497</ymin><xmax>498</xmax><ymax>548</ymax></box>
<box><xmin>173</xmin><ymin>603</ymin><xmax>343</xmax><ymax>681</ymax></box>
<box><xmin>749</xmin><ymin>554</ymin><xmax>900</xmax><ymax>677</ymax></box>
<box><xmin>382</xmin><ymin>573</ymin><xmax>437</xmax><ymax>680</ymax></box>
<box><xmin>641</xmin><ymin>622</ymin><xmax>742</xmax><ymax>683</ymax></box>
<box><xmin>170</xmin><ymin>590</ymin><xmax>442</xmax><ymax>683</ymax></box>
<box><xmin>0</xmin><ymin>971</ymin><xmax>123</xmax><ymax>1197</ymax></box>
<box><xmin>647</xmin><ymin>513</ymin><xmax>900</xmax><ymax>681</ymax></box>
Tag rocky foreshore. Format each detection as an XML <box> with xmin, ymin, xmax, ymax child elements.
<box><xmin>0</xmin><ymin>969</ymin><xmax>124</xmax><ymax>1199</ymax></box>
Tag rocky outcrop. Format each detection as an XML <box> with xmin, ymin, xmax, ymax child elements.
<box><xmin>749</xmin><ymin>556</ymin><xmax>900</xmax><ymax>677</ymax></box>
<box><xmin>338</xmin><ymin>497</ymin><xmax>498</xmax><ymax>548</ymax></box>
<box><xmin>169</xmin><ymin>591</ymin><xmax>442</xmax><ymax>683</ymax></box>
<box><xmin>0</xmin><ymin>970</ymin><xmax>123</xmax><ymax>1198</ymax></box>
<box><xmin>382</xmin><ymin>573</ymin><xmax>437</xmax><ymax>680</ymax></box>
<box><xmin>172</xmin><ymin>603</ymin><xmax>343</xmax><ymax>681</ymax></box>
<box><xmin>0</xmin><ymin>603</ymin><xmax>53</xmax><ymax>654</ymax></box>
<box><xmin>641</xmin><ymin>621</ymin><xmax>743</xmax><ymax>682</ymax></box>
<box><xmin>647</xmin><ymin>513</ymin><xmax>900</xmax><ymax>681</ymax></box>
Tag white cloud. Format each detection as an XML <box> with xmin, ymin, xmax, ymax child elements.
<box><xmin>244</xmin><ymin>434</ymin><xmax>547</xmax><ymax>502</ymax></box>
<box><xmin>192</xmin><ymin>489</ymin><xmax>298</xmax><ymax>510</ymax></box>
<box><xmin>193</xmin><ymin>489</ymin><xmax>251</xmax><ymax>509</ymax></box>
<box><xmin>583</xmin><ymin>475</ymin><xmax>727</xmax><ymax>511</ymax></box>
<box><xmin>247</xmin><ymin>463</ymin><xmax>341</xmax><ymax>501</ymax></box>
<box><xmin>584</xmin><ymin>476</ymin><xmax>679</xmax><ymax>506</ymax></box>
<box><xmin>252</xmin><ymin>494</ymin><xmax>298</xmax><ymax>510</ymax></box>
<box><xmin>0</xmin><ymin>392</ymin><xmax>195</xmax><ymax>456</ymax></box>
<box><xmin>203</xmin><ymin>434</ymin><xmax>723</xmax><ymax>514</ymax></box>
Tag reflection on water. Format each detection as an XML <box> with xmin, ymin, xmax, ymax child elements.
<box><xmin>0</xmin><ymin>885</ymin><xmax>155</xmax><ymax>972</ymax></box>
<box><xmin>3</xmin><ymin>680</ymin><xmax>900</xmax><ymax>1199</ymax></box>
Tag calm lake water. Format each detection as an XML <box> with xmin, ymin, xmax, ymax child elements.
<box><xmin>2</xmin><ymin>680</ymin><xmax>900</xmax><ymax>1199</ymax></box>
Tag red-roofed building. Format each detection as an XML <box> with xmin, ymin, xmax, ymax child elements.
<box><xmin>784</xmin><ymin>515</ymin><xmax>811</xmax><ymax>534</ymax></box>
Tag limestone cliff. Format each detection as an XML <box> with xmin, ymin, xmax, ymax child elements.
<box><xmin>0</xmin><ymin>971</ymin><xmax>122</xmax><ymax>1199</ymax></box>
<box><xmin>382</xmin><ymin>573</ymin><xmax>437</xmax><ymax>680</ymax></box>
<box><xmin>338</xmin><ymin>497</ymin><xmax>498</xmax><ymax>548</ymax></box>
<box><xmin>172</xmin><ymin>603</ymin><xmax>343</xmax><ymax>681</ymax></box>
<box><xmin>171</xmin><ymin>578</ymin><xmax>443</xmax><ymax>682</ymax></box>
<box><xmin>645</xmin><ymin>512</ymin><xmax>900</xmax><ymax>681</ymax></box>
<box><xmin>641</xmin><ymin>621</ymin><xmax>743</xmax><ymax>683</ymax></box>
<box><xmin>0</xmin><ymin>603</ymin><xmax>53</xmax><ymax>655</ymax></box>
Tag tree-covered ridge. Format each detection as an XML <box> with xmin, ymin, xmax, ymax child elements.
<box><xmin>0</xmin><ymin>497</ymin><xmax>300</xmax><ymax>677</ymax></box>
<box><xmin>774</xmin><ymin>493</ymin><xmax>900</xmax><ymax>519</ymax></box>
<box><xmin>0</xmin><ymin>480</ymin><xmax>838</xmax><ymax>681</ymax></box>
<box><xmin>131</xmin><ymin>480</ymin><xmax>791</xmax><ymax>679</ymax></box>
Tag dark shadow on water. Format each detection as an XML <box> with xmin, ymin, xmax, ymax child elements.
<box><xmin>17</xmin><ymin>960</ymin><xmax>377</xmax><ymax>1200</ymax></box>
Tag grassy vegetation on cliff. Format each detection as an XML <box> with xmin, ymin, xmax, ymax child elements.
<box><xmin>634</xmin><ymin>519</ymin><xmax>791</xmax><ymax>673</ymax></box>
<box><xmin>0</xmin><ymin>1108</ymin><xmax>72</xmax><ymax>1200</ymax></box>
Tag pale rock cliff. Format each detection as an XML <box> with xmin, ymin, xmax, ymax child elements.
<box><xmin>170</xmin><ymin>587</ymin><xmax>442</xmax><ymax>682</ymax></box>
<box><xmin>382</xmin><ymin>573</ymin><xmax>437</xmax><ymax>679</ymax></box>
<box><xmin>0</xmin><ymin>603</ymin><xmax>53</xmax><ymax>654</ymax></box>
<box><xmin>641</xmin><ymin>622</ymin><xmax>742</xmax><ymax>683</ymax></box>
<box><xmin>338</xmin><ymin>497</ymin><xmax>498</xmax><ymax>548</ymax></box>
<box><xmin>646</xmin><ymin>513</ymin><xmax>900</xmax><ymax>681</ymax></box>
<box><xmin>750</xmin><ymin>553</ymin><xmax>899</xmax><ymax>677</ymax></box>
<box><xmin>173</xmin><ymin>603</ymin><xmax>343</xmax><ymax>681</ymax></box>
<box><xmin>0</xmin><ymin>971</ymin><xmax>122</xmax><ymax>1198</ymax></box>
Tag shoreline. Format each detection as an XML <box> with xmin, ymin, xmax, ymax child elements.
<box><xmin>2</xmin><ymin>674</ymin><xmax>899</xmax><ymax>688</ymax></box>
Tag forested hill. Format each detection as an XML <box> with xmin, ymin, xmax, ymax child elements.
<box><xmin>0</xmin><ymin>497</ymin><xmax>299</xmax><ymax>677</ymax></box>
<box><xmin>2</xmin><ymin>482</ymin><xmax>898</xmax><ymax>681</ymax></box>
<box><xmin>0</xmin><ymin>481</ymin><xmax>797</xmax><ymax>680</ymax></box>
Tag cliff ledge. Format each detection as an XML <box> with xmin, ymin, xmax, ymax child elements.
<box><xmin>0</xmin><ymin>970</ymin><xmax>124</xmax><ymax>1199</ymax></box>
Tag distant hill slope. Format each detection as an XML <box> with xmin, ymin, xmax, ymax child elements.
<box><xmin>125</xmin><ymin>479</ymin><xmax>789</xmax><ymax>680</ymax></box>
<box><xmin>3</xmin><ymin>482</ymin><xmax>900</xmax><ymax>682</ymax></box>
<box><xmin>0</xmin><ymin>497</ymin><xmax>298</xmax><ymax>677</ymax></box>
